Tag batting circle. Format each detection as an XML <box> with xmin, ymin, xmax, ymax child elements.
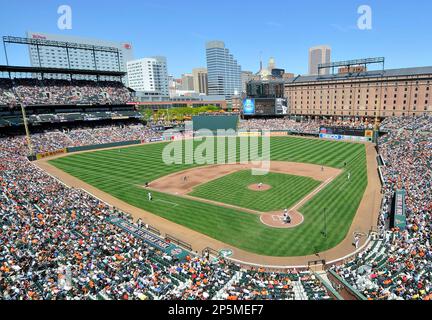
<box><xmin>260</xmin><ymin>211</ymin><xmax>304</xmax><ymax>229</ymax></box>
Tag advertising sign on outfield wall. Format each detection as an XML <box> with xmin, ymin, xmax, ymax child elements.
<box><xmin>319</xmin><ymin>133</ymin><xmax>372</xmax><ymax>142</ymax></box>
<box><xmin>269</xmin><ymin>131</ymin><xmax>288</xmax><ymax>137</ymax></box>
<box><xmin>36</xmin><ymin>148</ymin><xmax>67</xmax><ymax>160</ymax></box>
<box><xmin>238</xmin><ymin>131</ymin><xmax>262</xmax><ymax>137</ymax></box>
<box><xmin>149</xmin><ymin>137</ymin><xmax>165</xmax><ymax>143</ymax></box>
<box><xmin>365</xmin><ymin>130</ymin><xmax>374</xmax><ymax>138</ymax></box>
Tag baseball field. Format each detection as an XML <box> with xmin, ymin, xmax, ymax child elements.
<box><xmin>48</xmin><ymin>136</ymin><xmax>368</xmax><ymax>257</ymax></box>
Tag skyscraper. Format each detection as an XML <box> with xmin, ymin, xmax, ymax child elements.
<box><xmin>181</xmin><ymin>73</ymin><xmax>194</xmax><ymax>91</ymax></box>
<box><xmin>206</xmin><ymin>41</ymin><xmax>242</xmax><ymax>98</ymax></box>
<box><xmin>192</xmin><ymin>68</ymin><xmax>208</xmax><ymax>95</ymax></box>
<box><xmin>241</xmin><ymin>71</ymin><xmax>254</xmax><ymax>93</ymax></box>
<box><xmin>308</xmin><ymin>45</ymin><xmax>331</xmax><ymax>75</ymax></box>
<box><xmin>127</xmin><ymin>56</ymin><xmax>169</xmax><ymax>96</ymax></box>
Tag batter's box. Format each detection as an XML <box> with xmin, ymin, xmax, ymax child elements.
<box><xmin>272</xmin><ymin>215</ymin><xmax>284</xmax><ymax>221</ymax></box>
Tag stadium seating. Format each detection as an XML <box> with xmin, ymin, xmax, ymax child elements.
<box><xmin>0</xmin><ymin>78</ymin><xmax>132</xmax><ymax>106</ymax></box>
<box><xmin>0</xmin><ymin>123</ymin><xmax>331</xmax><ymax>300</ymax></box>
<box><xmin>1</xmin><ymin>115</ymin><xmax>431</xmax><ymax>300</ymax></box>
<box><xmin>238</xmin><ymin>118</ymin><xmax>374</xmax><ymax>134</ymax></box>
<box><xmin>331</xmin><ymin>115</ymin><xmax>432</xmax><ymax>300</ymax></box>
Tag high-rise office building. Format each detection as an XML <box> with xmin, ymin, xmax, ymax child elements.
<box><xmin>206</xmin><ymin>41</ymin><xmax>241</xmax><ymax>98</ymax></box>
<box><xmin>308</xmin><ymin>45</ymin><xmax>331</xmax><ymax>75</ymax></box>
<box><xmin>181</xmin><ymin>73</ymin><xmax>194</xmax><ymax>91</ymax></box>
<box><xmin>192</xmin><ymin>68</ymin><xmax>208</xmax><ymax>95</ymax></box>
<box><xmin>26</xmin><ymin>31</ymin><xmax>134</xmax><ymax>82</ymax></box>
<box><xmin>241</xmin><ymin>71</ymin><xmax>254</xmax><ymax>93</ymax></box>
<box><xmin>127</xmin><ymin>56</ymin><xmax>169</xmax><ymax>96</ymax></box>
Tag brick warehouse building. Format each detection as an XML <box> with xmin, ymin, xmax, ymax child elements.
<box><xmin>284</xmin><ymin>66</ymin><xmax>432</xmax><ymax>119</ymax></box>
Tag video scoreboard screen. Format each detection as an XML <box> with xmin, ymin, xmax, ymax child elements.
<box><xmin>255</xmin><ymin>99</ymin><xmax>276</xmax><ymax>115</ymax></box>
<box><xmin>242</xmin><ymin>98</ymin><xmax>287</xmax><ymax>116</ymax></box>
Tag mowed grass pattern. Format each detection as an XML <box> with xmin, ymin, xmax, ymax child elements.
<box><xmin>49</xmin><ymin>137</ymin><xmax>367</xmax><ymax>257</ymax></box>
<box><xmin>190</xmin><ymin>170</ymin><xmax>320</xmax><ymax>212</ymax></box>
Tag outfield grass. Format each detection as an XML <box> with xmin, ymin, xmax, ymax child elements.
<box><xmin>189</xmin><ymin>170</ymin><xmax>320</xmax><ymax>212</ymax></box>
<box><xmin>49</xmin><ymin>137</ymin><xmax>367</xmax><ymax>257</ymax></box>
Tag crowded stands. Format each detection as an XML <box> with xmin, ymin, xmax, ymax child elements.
<box><xmin>4</xmin><ymin>124</ymin><xmax>163</xmax><ymax>154</ymax></box>
<box><xmin>331</xmin><ymin>115</ymin><xmax>432</xmax><ymax>300</ymax></box>
<box><xmin>1</xmin><ymin>110</ymin><xmax>431</xmax><ymax>300</ymax></box>
<box><xmin>238</xmin><ymin>118</ymin><xmax>374</xmax><ymax>134</ymax></box>
<box><xmin>0</xmin><ymin>124</ymin><xmax>330</xmax><ymax>300</ymax></box>
<box><xmin>0</xmin><ymin>78</ymin><xmax>132</xmax><ymax>106</ymax></box>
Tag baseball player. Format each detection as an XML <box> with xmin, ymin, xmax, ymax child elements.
<box><xmin>283</xmin><ymin>209</ymin><xmax>290</xmax><ymax>224</ymax></box>
<box><xmin>148</xmin><ymin>192</ymin><xmax>152</xmax><ymax>201</ymax></box>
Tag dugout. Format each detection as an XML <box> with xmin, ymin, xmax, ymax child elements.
<box><xmin>389</xmin><ymin>189</ymin><xmax>407</xmax><ymax>230</ymax></box>
<box><xmin>192</xmin><ymin>115</ymin><xmax>239</xmax><ymax>136</ymax></box>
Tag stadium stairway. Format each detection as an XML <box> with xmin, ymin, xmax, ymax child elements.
<box><xmin>212</xmin><ymin>271</ymin><xmax>242</xmax><ymax>300</ymax></box>
<box><xmin>293</xmin><ymin>281</ymin><xmax>308</xmax><ymax>300</ymax></box>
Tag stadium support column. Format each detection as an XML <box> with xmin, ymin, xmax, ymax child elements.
<box><xmin>20</xmin><ymin>104</ymin><xmax>34</xmax><ymax>156</ymax></box>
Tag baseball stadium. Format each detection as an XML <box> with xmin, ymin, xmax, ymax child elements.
<box><xmin>1</xmin><ymin>14</ymin><xmax>432</xmax><ymax>303</ymax></box>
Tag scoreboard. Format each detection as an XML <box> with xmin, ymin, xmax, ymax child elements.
<box><xmin>242</xmin><ymin>98</ymin><xmax>288</xmax><ymax>116</ymax></box>
<box><xmin>255</xmin><ymin>99</ymin><xmax>275</xmax><ymax>115</ymax></box>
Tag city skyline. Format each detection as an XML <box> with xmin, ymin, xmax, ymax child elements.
<box><xmin>0</xmin><ymin>0</ymin><xmax>431</xmax><ymax>78</ymax></box>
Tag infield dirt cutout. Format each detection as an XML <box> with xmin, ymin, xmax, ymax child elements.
<box><xmin>147</xmin><ymin>161</ymin><xmax>341</xmax><ymax>229</ymax></box>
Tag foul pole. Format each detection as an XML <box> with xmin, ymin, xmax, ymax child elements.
<box><xmin>20</xmin><ymin>104</ymin><xmax>34</xmax><ymax>156</ymax></box>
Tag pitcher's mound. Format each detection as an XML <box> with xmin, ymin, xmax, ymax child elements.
<box><xmin>248</xmin><ymin>183</ymin><xmax>271</xmax><ymax>191</ymax></box>
<box><xmin>260</xmin><ymin>211</ymin><xmax>304</xmax><ymax>229</ymax></box>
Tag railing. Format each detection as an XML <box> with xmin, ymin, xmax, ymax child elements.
<box><xmin>328</xmin><ymin>269</ymin><xmax>368</xmax><ymax>300</ymax></box>
<box><xmin>165</xmin><ymin>234</ymin><xmax>193</xmax><ymax>251</ymax></box>
<box><xmin>146</xmin><ymin>225</ymin><xmax>160</xmax><ymax>236</ymax></box>
<box><xmin>313</xmin><ymin>272</ymin><xmax>344</xmax><ymax>300</ymax></box>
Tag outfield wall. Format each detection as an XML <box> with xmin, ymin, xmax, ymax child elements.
<box><xmin>32</xmin><ymin>139</ymin><xmax>164</xmax><ymax>161</ymax></box>
<box><xmin>237</xmin><ymin>130</ymin><xmax>318</xmax><ymax>138</ymax></box>
<box><xmin>192</xmin><ymin>115</ymin><xmax>239</xmax><ymax>133</ymax></box>
<box><xmin>67</xmin><ymin>140</ymin><xmax>142</xmax><ymax>153</ymax></box>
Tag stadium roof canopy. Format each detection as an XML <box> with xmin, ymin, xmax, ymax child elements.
<box><xmin>0</xmin><ymin>65</ymin><xmax>126</xmax><ymax>77</ymax></box>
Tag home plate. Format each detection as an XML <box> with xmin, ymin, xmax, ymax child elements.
<box><xmin>260</xmin><ymin>211</ymin><xmax>304</xmax><ymax>229</ymax></box>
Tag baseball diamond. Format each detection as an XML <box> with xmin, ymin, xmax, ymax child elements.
<box><xmin>46</xmin><ymin>136</ymin><xmax>369</xmax><ymax>257</ymax></box>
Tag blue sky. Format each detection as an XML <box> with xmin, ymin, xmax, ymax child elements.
<box><xmin>0</xmin><ymin>0</ymin><xmax>430</xmax><ymax>77</ymax></box>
